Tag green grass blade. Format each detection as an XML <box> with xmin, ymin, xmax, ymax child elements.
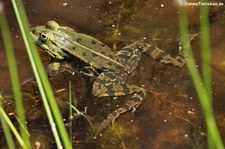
<box><xmin>38</xmin><ymin>88</ymin><xmax>63</xmax><ymax>148</ymax></box>
<box><xmin>199</xmin><ymin>0</ymin><xmax>211</xmax><ymax>98</ymax></box>
<box><xmin>0</xmin><ymin>106</ymin><xmax>26</xmax><ymax>148</ymax></box>
<box><xmin>199</xmin><ymin>1</ymin><xmax>213</xmax><ymax>147</ymax></box>
<box><xmin>68</xmin><ymin>81</ymin><xmax>73</xmax><ymax>142</ymax></box>
<box><xmin>178</xmin><ymin>5</ymin><xmax>224</xmax><ymax>149</ymax></box>
<box><xmin>0</xmin><ymin>8</ymin><xmax>30</xmax><ymax>148</ymax></box>
<box><xmin>10</xmin><ymin>1</ymin><xmax>62</xmax><ymax>146</ymax></box>
<box><xmin>11</xmin><ymin>0</ymin><xmax>72</xmax><ymax>148</ymax></box>
<box><xmin>0</xmin><ymin>95</ymin><xmax>16</xmax><ymax>149</ymax></box>
<box><xmin>70</xmin><ymin>105</ymin><xmax>94</xmax><ymax>131</ymax></box>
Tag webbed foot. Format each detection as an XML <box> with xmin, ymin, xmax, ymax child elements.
<box><xmin>94</xmin><ymin>89</ymin><xmax>145</xmax><ymax>137</ymax></box>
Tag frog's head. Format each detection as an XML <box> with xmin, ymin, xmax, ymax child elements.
<box><xmin>30</xmin><ymin>21</ymin><xmax>67</xmax><ymax>59</ymax></box>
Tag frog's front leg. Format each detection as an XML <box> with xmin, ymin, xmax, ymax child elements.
<box><xmin>80</xmin><ymin>66</ymin><xmax>100</xmax><ymax>76</ymax></box>
<box><xmin>22</xmin><ymin>59</ymin><xmax>62</xmax><ymax>84</ymax></box>
<box><xmin>47</xmin><ymin>59</ymin><xmax>63</xmax><ymax>77</ymax></box>
<box><xmin>48</xmin><ymin>58</ymin><xmax>83</xmax><ymax>77</ymax></box>
<box><xmin>93</xmin><ymin>71</ymin><xmax>145</xmax><ymax>136</ymax></box>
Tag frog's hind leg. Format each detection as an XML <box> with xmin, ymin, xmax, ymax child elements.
<box><xmin>93</xmin><ymin>71</ymin><xmax>145</xmax><ymax>136</ymax></box>
<box><xmin>115</xmin><ymin>42</ymin><xmax>185</xmax><ymax>69</ymax></box>
<box><xmin>146</xmin><ymin>46</ymin><xmax>185</xmax><ymax>67</ymax></box>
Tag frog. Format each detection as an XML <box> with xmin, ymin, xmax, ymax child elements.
<box><xmin>30</xmin><ymin>21</ymin><xmax>185</xmax><ymax>136</ymax></box>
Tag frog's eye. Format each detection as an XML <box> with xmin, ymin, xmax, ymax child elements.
<box><xmin>40</xmin><ymin>32</ymin><xmax>49</xmax><ymax>42</ymax></box>
<box><xmin>46</xmin><ymin>21</ymin><xmax>60</xmax><ymax>30</ymax></box>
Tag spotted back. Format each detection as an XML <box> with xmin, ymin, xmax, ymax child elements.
<box><xmin>58</xmin><ymin>31</ymin><xmax>125</xmax><ymax>70</ymax></box>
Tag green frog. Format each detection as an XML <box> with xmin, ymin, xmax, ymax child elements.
<box><xmin>30</xmin><ymin>21</ymin><xmax>184</xmax><ymax>136</ymax></box>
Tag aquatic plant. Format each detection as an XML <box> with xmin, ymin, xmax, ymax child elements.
<box><xmin>178</xmin><ymin>0</ymin><xmax>224</xmax><ymax>148</ymax></box>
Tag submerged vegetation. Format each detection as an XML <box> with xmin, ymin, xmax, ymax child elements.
<box><xmin>1</xmin><ymin>0</ymin><xmax>71</xmax><ymax>148</ymax></box>
<box><xmin>178</xmin><ymin>2</ymin><xmax>224</xmax><ymax>148</ymax></box>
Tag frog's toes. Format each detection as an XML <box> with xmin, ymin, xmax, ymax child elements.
<box><xmin>95</xmin><ymin>113</ymin><xmax>116</xmax><ymax>137</ymax></box>
<box><xmin>175</xmin><ymin>56</ymin><xmax>186</xmax><ymax>67</ymax></box>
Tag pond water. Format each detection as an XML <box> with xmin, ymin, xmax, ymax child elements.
<box><xmin>0</xmin><ymin>0</ymin><xmax>225</xmax><ymax>148</ymax></box>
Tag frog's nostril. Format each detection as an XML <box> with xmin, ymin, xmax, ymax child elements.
<box><xmin>31</xmin><ymin>29</ymin><xmax>36</xmax><ymax>34</ymax></box>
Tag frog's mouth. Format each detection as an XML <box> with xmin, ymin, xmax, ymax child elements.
<box><xmin>30</xmin><ymin>31</ymin><xmax>38</xmax><ymax>41</ymax></box>
<box><xmin>30</xmin><ymin>31</ymin><xmax>64</xmax><ymax>59</ymax></box>
<box><xmin>31</xmin><ymin>36</ymin><xmax>55</xmax><ymax>57</ymax></box>
<box><xmin>37</xmin><ymin>41</ymin><xmax>64</xmax><ymax>59</ymax></box>
<box><xmin>43</xmin><ymin>47</ymin><xmax>57</xmax><ymax>58</ymax></box>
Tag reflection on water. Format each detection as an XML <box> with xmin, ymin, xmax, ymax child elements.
<box><xmin>0</xmin><ymin>0</ymin><xmax>225</xmax><ymax>148</ymax></box>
